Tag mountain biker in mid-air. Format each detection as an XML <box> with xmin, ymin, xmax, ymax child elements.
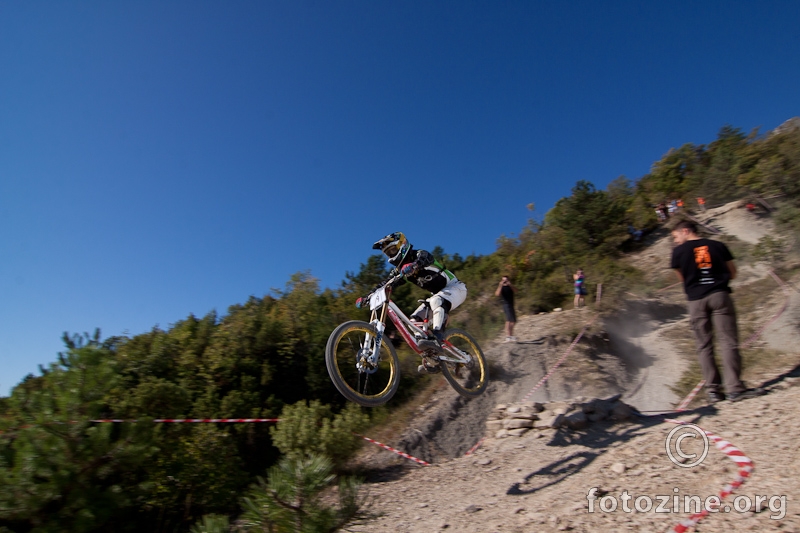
<box><xmin>359</xmin><ymin>232</ymin><xmax>468</xmax><ymax>374</ymax></box>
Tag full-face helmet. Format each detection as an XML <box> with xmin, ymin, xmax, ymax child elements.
<box><xmin>373</xmin><ymin>232</ymin><xmax>411</xmax><ymax>265</ymax></box>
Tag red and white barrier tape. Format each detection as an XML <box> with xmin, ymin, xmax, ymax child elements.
<box><xmin>91</xmin><ymin>419</ymin><xmax>430</xmax><ymax>466</ymax></box>
<box><xmin>354</xmin><ymin>433</ymin><xmax>430</xmax><ymax>466</ymax></box>
<box><xmin>91</xmin><ymin>418</ymin><xmax>280</xmax><ymax>423</ymax></box>
<box><xmin>520</xmin><ymin>314</ymin><xmax>599</xmax><ymax>402</ymax></box>
<box><xmin>664</xmin><ymin>419</ymin><xmax>753</xmax><ymax>533</ymax></box>
<box><xmin>464</xmin><ymin>437</ymin><xmax>485</xmax><ymax>456</ymax></box>
<box><xmin>51</xmin><ymin>418</ymin><xmax>431</xmax><ymax>467</ymax></box>
<box><xmin>675</xmin><ymin>380</ymin><xmax>706</xmax><ymax>411</ymax></box>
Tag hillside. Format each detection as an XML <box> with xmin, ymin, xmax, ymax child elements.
<box><xmin>2</xmin><ymin>121</ymin><xmax>798</xmax><ymax>531</ymax></box>
<box><xmin>346</xmin><ymin>201</ymin><xmax>800</xmax><ymax>532</ymax></box>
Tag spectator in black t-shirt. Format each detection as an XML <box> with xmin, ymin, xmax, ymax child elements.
<box><xmin>670</xmin><ymin>220</ymin><xmax>764</xmax><ymax>403</ymax></box>
<box><xmin>495</xmin><ymin>276</ymin><xmax>517</xmax><ymax>343</ymax></box>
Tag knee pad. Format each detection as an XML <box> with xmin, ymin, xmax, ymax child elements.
<box><xmin>429</xmin><ymin>296</ymin><xmax>452</xmax><ymax>330</ymax></box>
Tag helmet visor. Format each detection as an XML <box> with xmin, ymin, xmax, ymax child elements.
<box><xmin>383</xmin><ymin>244</ymin><xmax>399</xmax><ymax>258</ymax></box>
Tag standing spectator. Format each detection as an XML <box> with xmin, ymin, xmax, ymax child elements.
<box><xmin>670</xmin><ymin>220</ymin><xmax>765</xmax><ymax>402</ymax></box>
<box><xmin>660</xmin><ymin>202</ymin><xmax>670</xmax><ymax>220</ymax></box>
<box><xmin>495</xmin><ymin>276</ymin><xmax>517</xmax><ymax>342</ymax></box>
<box><xmin>697</xmin><ymin>197</ymin><xmax>706</xmax><ymax>211</ymax></box>
<box><xmin>573</xmin><ymin>268</ymin><xmax>587</xmax><ymax>308</ymax></box>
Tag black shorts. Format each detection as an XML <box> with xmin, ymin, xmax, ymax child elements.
<box><xmin>502</xmin><ymin>301</ymin><xmax>516</xmax><ymax>322</ymax></box>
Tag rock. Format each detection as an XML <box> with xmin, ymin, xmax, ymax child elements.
<box><xmin>486</xmin><ymin>420</ymin><xmax>504</xmax><ymax>432</ymax></box>
<box><xmin>507</xmin><ymin>427</ymin><xmax>531</xmax><ymax>437</ymax></box>
<box><xmin>587</xmin><ymin>411</ymin><xmax>607</xmax><ymax>422</ymax></box>
<box><xmin>564</xmin><ymin>410</ymin><xmax>588</xmax><ymax>429</ymax></box>
<box><xmin>504</xmin><ymin>418</ymin><xmax>534</xmax><ymax>429</ymax></box>
<box><xmin>610</xmin><ymin>462</ymin><xmax>627</xmax><ymax>474</ymax></box>
<box><xmin>495</xmin><ymin>429</ymin><xmax>509</xmax><ymax>439</ymax></box>
<box><xmin>553</xmin><ymin>307</ymin><xmax>563</xmax><ymax>312</ymax></box>
<box><xmin>507</xmin><ymin>411</ymin><xmax>538</xmax><ymax>420</ymax></box>
<box><xmin>522</xmin><ymin>402</ymin><xmax>544</xmax><ymax>412</ymax></box>
<box><xmin>582</xmin><ymin>398</ymin><xmax>612</xmax><ymax>416</ymax></box>
<box><xmin>418</xmin><ymin>503</ymin><xmax>429</xmax><ymax>508</ymax></box>
<box><xmin>611</xmin><ymin>402</ymin><xmax>634</xmax><ymax>421</ymax></box>
<box><xmin>580</xmin><ymin>400</ymin><xmax>596</xmax><ymax>414</ymax></box>
<box><xmin>534</xmin><ymin>413</ymin><xmax>564</xmax><ymax>429</ymax></box>
<box><xmin>476</xmin><ymin>458</ymin><xmax>492</xmax><ymax>466</ymax></box>
<box><xmin>464</xmin><ymin>504</ymin><xmax>482</xmax><ymax>513</ymax></box>
<box><xmin>506</xmin><ymin>406</ymin><xmax>521</xmax><ymax>414</ymax></box>
<box><xmin>495</xmin><ymin>404</ymin><xmax>507</xmax><ymax>411</ymax></box>
<box><xmin>544</xmin><ymin>401</ymin><xmax>572</xmax><ymax>412</ymax></box>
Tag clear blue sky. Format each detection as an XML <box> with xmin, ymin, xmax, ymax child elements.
<box><xmin>1</xmin><ymin>1</ymin><xmax>798</xmax><ymax>394</ymax></box>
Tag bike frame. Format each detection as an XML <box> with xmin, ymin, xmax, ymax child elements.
<box><xmin>366</xmin><ymin>283</ymin><xmax>471</xmax><ymax>366</ymax></box>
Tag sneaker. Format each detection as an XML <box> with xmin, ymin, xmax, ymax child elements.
<box><xmin>707</xmin><ymin>390</ymin><xmax>725</xmax><ymax>403</ymax></box>
<box><xmin>417</xmin><ymin>360</ymin><xmax>441</xmax><ymax>374</ymax></box>
<box><xmin>417</xmin><ymin>330</ymin><xmax>444</xmax><ymax>353</ymax></box>
<box><xmin>727</xmin><ymin>387</ymin><xmax>766</xmax><ymax>402</ymax></box>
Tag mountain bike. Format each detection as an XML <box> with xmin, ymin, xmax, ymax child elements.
<box><xmin>325</xmin><ymin>274</ymin><xmax>488</xmax><ymax>407</ymax></box>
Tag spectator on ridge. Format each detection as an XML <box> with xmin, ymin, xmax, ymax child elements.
<box><xmin>495</xmin><ymin>276</ymin><xmax>517</xmax><ymax>343</ymax></box>
<box><xmin>573</xmin><ymin>268</ymin><xmax>587</xmax><ymax>309</ymax></box>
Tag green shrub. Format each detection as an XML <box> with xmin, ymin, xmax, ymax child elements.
<box><xmin>240</xmin><ymin>454</ymin><xmax>365</xmax><ymax>533</ymax></box>
<box><xmin>269</xmin><ymin>401</ymin><xmax>368</xmax><ymax>467</ymax></box>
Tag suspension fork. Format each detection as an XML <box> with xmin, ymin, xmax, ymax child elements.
<box><xmin>365</xmin><ymin>305</ymin><xmax>389</xmax><ymax>365</ymax></box>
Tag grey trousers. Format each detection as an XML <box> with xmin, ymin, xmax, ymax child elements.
<box><xmin>688</xmin><ymin>291</ymin><xmax>745</xmax><ymax>395</ymax></box>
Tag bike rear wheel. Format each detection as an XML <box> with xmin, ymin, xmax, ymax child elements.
<box><xmin>325</xmin><ymin>320</ymin><xmax>400</xmax><ymax>407</ymax></box>
<box><xmin>440</xmin><ymin>328</ymin><xmax>488</xmax><ymax>397</ymax></box>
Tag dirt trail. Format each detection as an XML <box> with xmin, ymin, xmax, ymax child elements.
<box><xmin>350</xmin><ymin>368</ymin><xmax>800</xmax><ymax>533</ymax></box>
<box><xmin>350</xmin><ymin>201</ymin><xmax>800</xmax><ymax>532</ymax></box>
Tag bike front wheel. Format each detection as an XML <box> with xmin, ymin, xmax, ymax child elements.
<box><xmin>440</xmin><ymin>328</ymin><xmax>489</xmax><ymax>398</ymax></box>
<box><xmin>325</xmin><ymin>320</ymin><xmax>400</xmax><ymax>407</ymax></box>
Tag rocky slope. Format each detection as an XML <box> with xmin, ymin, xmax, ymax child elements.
<box><xmin>347</xmin><ymin>202</ymin><xmax>800</xmax><ymax>532</ymax></box>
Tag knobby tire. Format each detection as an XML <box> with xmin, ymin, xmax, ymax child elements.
<box><xmin>325</xmin><ymin>320</ymin><xmax>400</xmax><ymax>407</ymax></box>
<box><xmin>439</xmin><ymin>328</ymin><xmax>488</xmax><ymax>397</ymax></box>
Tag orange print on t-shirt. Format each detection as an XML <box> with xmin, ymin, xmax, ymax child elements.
<box><xmin>694</xmin><ymin>246</ymin><xmax>712</xmax><ymax>269</ymax></box>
